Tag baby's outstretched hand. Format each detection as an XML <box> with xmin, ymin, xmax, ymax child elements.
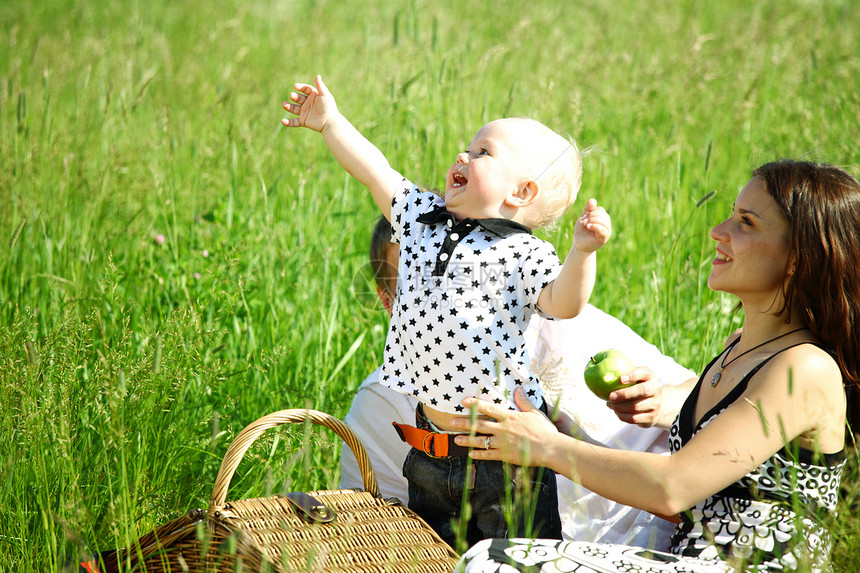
<box><xmin>281</xmin><ymin>75</ymin><xmax>338</xmax><ymax>133</ymax></box>
<box><xmin>574</xmin><ymin>198</ymin><xmax>612</xmax><ymax>253</ymax></box>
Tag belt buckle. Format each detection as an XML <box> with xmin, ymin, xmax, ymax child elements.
<box><xmin>422</xmin><ymin>432</ymin><xmax>444</xmax><ymax>458</ymax></box>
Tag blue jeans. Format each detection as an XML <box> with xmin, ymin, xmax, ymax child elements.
<box><xmin>403</xmin><ymin>407</ymin><xmax>562</xmax><ymax>548</ymax></box>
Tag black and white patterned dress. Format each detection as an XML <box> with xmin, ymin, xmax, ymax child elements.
<box><xmin>667</xmin><ymin>344</ymin><xmax>845</xmax><ymax>571</ymax></box>
<box><xmin>455</xmin><ymin>344</ymin><xmax>846</xmax><ymax>572</ymax></box>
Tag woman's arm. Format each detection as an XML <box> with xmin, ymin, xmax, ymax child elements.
<box><xmin>453</xmin><ymin>344</ymin><xmax>844</xmax><ymax>516</ymax></box>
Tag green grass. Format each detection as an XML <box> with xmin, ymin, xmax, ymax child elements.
<box><xmin>1</xmin><ymin>0</ymin><xmax>858</xmax><ymax>570</ymax></box>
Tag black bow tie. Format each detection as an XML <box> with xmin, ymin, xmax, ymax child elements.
<box><xmin>416</xmin><ymin>206</ymin><xmax>531</xmax><ymax>238</ymax></box>
<box><xmin>416</xmin><ymin>206</ymin><xmax>531</xmax><ymax>276</ymax></box>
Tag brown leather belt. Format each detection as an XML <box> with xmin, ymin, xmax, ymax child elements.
<box><xmin>392</xmin><ymin>422</ymin><xmax>485</xmax><ymax>458</ymax></box>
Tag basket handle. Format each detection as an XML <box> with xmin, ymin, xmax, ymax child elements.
<box><xmin>209</xmin><ymin>409</ymin><xmax>380</xmax><ymax>508</ymax></box>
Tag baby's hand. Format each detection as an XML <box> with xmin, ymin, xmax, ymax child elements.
<box><xmin>281</xmin><ymin>75</ymin><xmax>338</xmax><ymax>133</ymax></box>
<box><xmin>574</xmin><ymin>198</ymin><xmax>612</xmax><ymax>253</ymax></box>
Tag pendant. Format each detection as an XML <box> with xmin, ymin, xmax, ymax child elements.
<box><xmin>710</xmin><ymin>371</ymin><xmax>722</xmax><ymax>387</ymax></box>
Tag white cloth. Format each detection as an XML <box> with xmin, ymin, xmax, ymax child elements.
<box><xmin>527</xmin><ymin>305</ymin><xmax>695</xmax><ymax>551</ymax></box>
<box><xmin>383</xmin><ymin>182</ymin><xmax>561</xmax><ymax>414</ymax></box>
<box><xmin>340</xmin><ymin>305</ymin><xmax>696</xmax><ymax>549</ymax></box>
<box><xmin>339</xmin><ymin>366</ymin><xmax>418</xmax><ymax>503</ymax></box>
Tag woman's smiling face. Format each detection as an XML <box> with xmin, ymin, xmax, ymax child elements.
<box><xmin>708</xmin><ymin>176</ymin><xmax>793</xmax><ymax>306</ymax></box>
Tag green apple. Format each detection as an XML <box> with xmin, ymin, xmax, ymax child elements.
<box><xmin>583</xmin><ymin>349</ymin><xmax>636</xmax><ymax>400</ymax></box>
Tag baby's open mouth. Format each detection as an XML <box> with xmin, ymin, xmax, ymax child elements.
<box><xmin>451</xmin><ymin>173</ymin><xmax>467</xmax><ymax>188</ymax></box>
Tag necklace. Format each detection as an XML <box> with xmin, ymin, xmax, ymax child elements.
<box><xmin>710</xmin><ymin>328</ymin><xmax>807</xmax><ymax>387</ymax></box>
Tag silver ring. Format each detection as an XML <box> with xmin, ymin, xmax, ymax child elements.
<box><xmin>483</xmin><ymin>436</ymin><xmax>492</xmax><ymax>450</ymax></box>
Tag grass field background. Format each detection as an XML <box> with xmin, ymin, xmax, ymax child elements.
<box><xmin>2</xmin><ymin>0</ymin><xmax>859</xmax><ymax>570</ymax></box>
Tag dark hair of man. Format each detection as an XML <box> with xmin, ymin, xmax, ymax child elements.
<box><xmin>369</xmin><ymin>215</ymin><xmax>396</xmax><ymax>300</ymax></box>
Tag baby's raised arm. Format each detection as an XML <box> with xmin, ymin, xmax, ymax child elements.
<box><xmin>282</xmin><ymin>75</ymin><xmax>402</xmax><ymax>220</ymax></box>
<box><xmin>538</xmin><ymin>198</ymin><xmax>611</xmax><ymax>319</ymax></box>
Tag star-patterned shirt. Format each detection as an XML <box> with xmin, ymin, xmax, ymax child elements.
<box><xmin>381</xmin><ymin>181</ymin><xmax>562</xmax><ymax>414</ymax></box>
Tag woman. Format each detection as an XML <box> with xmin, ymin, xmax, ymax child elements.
<box><xmin>450</xmin><ymin>160</ymin><xmax>860</xmax><ymax>572</ymax></box>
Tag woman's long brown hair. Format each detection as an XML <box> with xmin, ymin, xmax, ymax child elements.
<box><xmin>753</xmin><ymin>160</ymin><xmax>860</xmax><ymax>439</ymax></box>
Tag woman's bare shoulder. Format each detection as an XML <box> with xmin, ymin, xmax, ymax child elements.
<box><xmin>768</xmin><ymin>342</ymin><xmax>841</xmax><ymax>382</ymax></box>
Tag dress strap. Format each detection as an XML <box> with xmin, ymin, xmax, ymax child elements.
<box><xmin>688</xmin><ymin>342</ymin><xmax>819</xmax><ymax>436</ymax></box>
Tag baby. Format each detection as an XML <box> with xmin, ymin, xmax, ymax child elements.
<box><xmin>282</xmin><ymin>76</ymin><xmax>611</xmax><ymax>547</ymax></box>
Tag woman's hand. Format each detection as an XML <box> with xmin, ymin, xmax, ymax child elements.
<box><xmin>606</xmin><ymin>366</ymin><xmax>665</xmax><ymax>427</ymax></box>
<box><xmin>451</xmin><ymin>387</ymin><xmax>561</xmax><ymax>467</ymax></box>
<box><xmin>546</xmin><ymin>403</ymin><xmax>577</xmax><ymax>437</ymax></box>
<box><xmin>608</xmin><ymin>368</ymin><xmax>696</xmax><ymax>429</ymax></box>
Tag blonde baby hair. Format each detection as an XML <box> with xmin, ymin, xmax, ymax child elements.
<box><xmin>514</xmin><ymin>118</ymin><xmax>583</xmax><ymax>230</ymax></box>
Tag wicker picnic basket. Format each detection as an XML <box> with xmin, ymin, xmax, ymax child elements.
<box><xmin>103</xmin><ymin>409</ymin><xmax>460</xmax><ymax>572</ymax></box>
